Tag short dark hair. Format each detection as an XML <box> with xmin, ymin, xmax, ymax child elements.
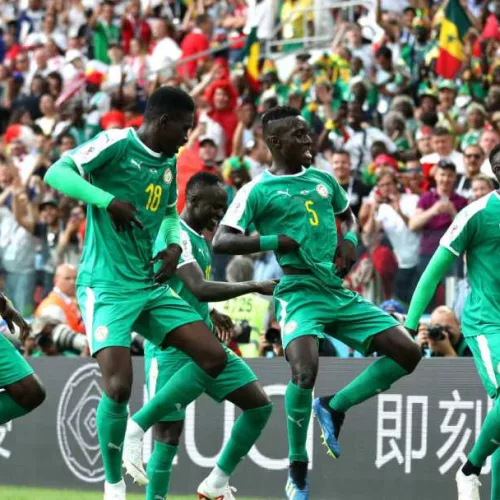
<box><xmin>376</xmin><ymin>45</ymin><xmax>392</xmax><ymax>60</ymax></box>
<box><xmin>403</xmin><ymin>6</ymin><xmax>416</xmax><ymax>14</ymax></box>
<box><xmin>332</xmin><ymin>149</ymin><xmax>350</xmax><ymax>158</ymax></box>
<box><xmin>196</xmin><ymin>14</ymin><xmax>211</xmax><ymax>26</ymax></box>
<box><xmin>432</xmin><ymin>127</ymin><xmax>451</xmax><ymax>137</ymax></box>
<box><xmin>489</xmin><ymin>142</ymin><xmax>500</xmax><ymax>164</ymax></box>
<box><xmin>437</xmin><ymin>159</ymin><xmax>456</xmax><ymax>173</ymax></box>
<box><xmin>186</xmin><ymin>172</ymin><xmax>222</xmax><ymax>198</ymax></box>
<box><xmin>144</xmin><ymin>86</ymin><xmax>194</xmax><ymax>121</ymax></box>
<box><xmin>262</xmin><ymin>106</ymin><xmax>300</xmax><ymax>138</ymax></box>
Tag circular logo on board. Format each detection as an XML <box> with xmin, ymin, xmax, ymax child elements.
<box><xmin>284</xmin><ymin>320</ymin><xmax>298</xmax><ymax>335</ymax></box>
<box><xmin>316</xmin><ymin>184</ymin><xmax>329</xmax><ymax>198</ymax></box>
<box><xmin>94</xmin><ymin>326</ymin><xmax>108</xmax><ymax>342</ymax></box>
<box><xmin>57</xmin><ymin>363</ymin><xmax>104</xmax><ymax>483</ymax></box>
<box><xmin>164</xmin><ymin>169</ymin><xmax>173</xmax><ymax>184</ymax></box>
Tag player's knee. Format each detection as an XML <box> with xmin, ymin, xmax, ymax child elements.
<box><xmin>155</xmin><ymin>424</ymin><xmax>183</xmax><ymax>447</ymax></box>
<box><xmin>22</xmin><ymin>379</ymin><xmax>46</xmax><ymax>412</ymax></box>
<box><xmin>402</xmin><ymin>341</ymin><xmax>422</xmax><ymax>374</ymax></box>
<box><xmin>291</xmin><ymin>364</ymin><xmax>317</xmax><ymax>389</ymax></box>
<box><xmin>105</xmin><ymin>376</ymin><xmax>132</xmax><ymax>403</ymax></box>
<box><xmin>199</xmin><ymin>348</ymin><xmax>228</xmax><ymax>378</ymax></box>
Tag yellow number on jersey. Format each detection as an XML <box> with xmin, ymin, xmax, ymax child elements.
<box><xmin>145</xmin><ymin>184</ymin><xmax>163</xmax><ymax>212</ymax></box>
<box><xmin>305</xmin><ymin>200</ymin><xmax>319</xmax><ymax>226</ymax></box>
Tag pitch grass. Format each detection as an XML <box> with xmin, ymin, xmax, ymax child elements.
<box><xmin>0</xmin><ymin>486</ymin><xmax>263</xmax><ymax>499</ymax></box>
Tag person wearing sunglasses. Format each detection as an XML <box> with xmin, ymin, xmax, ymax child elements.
<box><xmin>457</xmin><ymin>144</ymin><xmax>490</xmax><ymax>200</ymax></box>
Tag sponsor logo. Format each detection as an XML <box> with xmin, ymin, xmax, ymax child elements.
<box><xmin>57</xmin><ymin>364</ymin><xmax>104</xmax><ymax>482</ymax></box>
<box><xmin>131</xmin><ymin>159</ymin><xmax>143</xmax><ymax>171</ymax></box>
<box><xmin>287</xmin><ymin>416</ymin><xmax>304</xmax><ymax>428</ymax></box>
<box><xmin>277</xmin><ymin>189</ymin><xmax>292</xmax><ymax>198</ymax></box>
<box><xmin>164</xmin><ymin>169</ymin><xmax>173</xmax><ymax>184</ymax></box>
<box><xmin>94</xmin><ymin>326</ymin><xmax>108</xmax><ymax>342</ymax></box>
<box><xmin>316</xmin><ymin>184</ymin><xmax>329</xmax><ymax>198</ymax></box>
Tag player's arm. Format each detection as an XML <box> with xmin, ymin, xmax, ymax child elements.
<box><xmin>177</xmin><ymin>261</ymin><xmax>276</xmax><ymax>302</ymax></box>
<box><xmin>404</xmin><ymin>247</ymin><xmax>456</xmax><ymax>332</ymax></box>
<box><xmin>0</xmin><ymin>293</ymin><xmax>30</xmax><ymax>341</ymax></box>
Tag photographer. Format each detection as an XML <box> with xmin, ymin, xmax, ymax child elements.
<box><xmin>416</xmin><ymin>306</ymin><xmax>471</xmax><ymax>357</ymax></box>
<box><xmin>258</xmin><ymin>320</ymin><xmax>284</xmax><ymax>359</ymax></box>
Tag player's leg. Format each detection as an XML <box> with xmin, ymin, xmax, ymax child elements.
<box><xmin>491</xmin><ymin>448</ymin><xmax>500</xmax><ymax>500</ymax></box>
<box><xmin>314</xmin><ymin>290</ymin><xmax>421</xmax><ymax>459</ymax></box>
<box><xmin>456</xmin><ymin>335</ymin><xmax>500</xmax><ymax>499</ymax></box>
<box><xmin>198</xmin><ymin>351</ymin><xmax>272</xmax><ymax>499</ymax></box>
<box><xmin>147</xmin><ymin>420</ymin><xmax>184</xmax><ymax>500</ymax></box>
<box><xmin>0</xmin><ymin>335</ymin><xmax>45</xmax><ymax>424</ymax></box>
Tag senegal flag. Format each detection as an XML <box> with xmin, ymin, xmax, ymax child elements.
<box><xmin>436</xmin><ymin>0</ymin><xmax>472</xmax><ymax>78</ymax></box>
<box><xmin>241</xmin><ymin>27</ymin><xmax>260</xmax><ymax>91</ymax></box>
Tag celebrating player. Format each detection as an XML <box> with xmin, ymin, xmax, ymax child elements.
<box><xmin>405</xmin><ymin>143</ymin><xmax>500</xmax><ymax>500</ymax></box>
<box><xmin>137</xmin><ymin>172</ymin><xmax>274</xmax><ymax>500</ymax></box>
<box><xmin>213</xmin><ymin>106</ymin><xmax>421</xmax><ymax>499</ymax></box>
<box><xmin>44</xmin><ymin>87</ymin><xmax>240</xmax><ymax>500</ymax></box>
<box><xmin>0</xmin><ymin>294</ymin><xmax>45</xmax><ymax>425</ymax></box>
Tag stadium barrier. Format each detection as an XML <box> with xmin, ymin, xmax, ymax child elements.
<box><xmin>0</xmin><ymin>358</ymin><xmax>494</xmax><ymax>499</ymax></box>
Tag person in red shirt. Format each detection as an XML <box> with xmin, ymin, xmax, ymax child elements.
<box><xmin>121</xmin><ymin>0</ymin><xmax>152</xmax><ymax>54</ymax></box>
<box><xmin>179</xmin><ymin>14</ymin><xmax>213</xmax><ymax>80</ymax></box>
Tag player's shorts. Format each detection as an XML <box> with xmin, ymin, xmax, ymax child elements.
<box><xmin>77</xmin><ymin>285</ymin><xmax>203</xmax><ymax>356</ymax></box>
<box><xmin>0</xmin><ymin>334</ymin><xmax>33</xmax><ymax>387</ymax></box>
<box><xmin>466</xmin><ymin>334</ymin><xmax>500</xmax><ymax>398</ymax></box>
<box><xmin>145</xmin><ymin>344</ymin><xmax>257</xmax><ymax>422</ymax></box>
<box><xmin>275</xmin><ymin>274</ymin><xmax>399</xmax><ymax>355</ymax></box>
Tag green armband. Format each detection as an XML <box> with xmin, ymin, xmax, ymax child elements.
<box><xmin>343</xmin><ymin>232</ymin><xmax>358</xmax><ymax>247</ymax></box>
<box><xmin>260</xmin><ymin>235</ymin><xmax>279</xmax><ymax>251</ymax></box>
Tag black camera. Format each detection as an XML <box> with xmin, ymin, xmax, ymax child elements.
<box><xmin>234</xmin><ymin>320</ymin><xmax>252</xmax><ymax>343</ymax></box>
<box><xmin>428</xmin><ymin>324</ymin><xmax>447</xmax><ymax>341</ymax></box>
<box><xmin>265</xmin><ymin>327</ymin><xmax>281</xmax><ymax>346</ymax></box>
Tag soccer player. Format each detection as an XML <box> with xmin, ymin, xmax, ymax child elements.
<box><xmin>405</xmin><ymin>143</ymin><xmax>500</xmax><ymax>500</ymax></box>
<box><xmin>0</xmin><ymin>293</ymin><xmax>45</xmax><ymax>424</ymax></box>
<box><xmin>140</xmin><ymin>172</ymin><xmax>274</xmax><ymax>500</ymax></box>
<box><xmin>44</xmin><ymin>87</ymin><xmax>238</xmax><ymax>500</ymax></box>
<box><xmin>213</xmin><ymin>106</ymin><xmax>421</xmax><ymax>499</ymax></box>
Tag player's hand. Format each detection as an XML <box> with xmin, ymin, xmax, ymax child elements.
<box><xmin>277</xmin><ymin>235</ymin><xmax>300</xmax><ymax>253</ymax></box>
<box><xmin>254</xmin><ymin>279</ymin><xmax>279</xmax><ymax>295</ymax></box>
<box><xmin>210</xmin><ymin>309</ymin><xmax>234</xmax><ymax>343</ymax></box>
<box><xmin>151</xmin><ymin>244</ymin><xmax>182</xmax><ymax>283</ymax></box>
<box><xmin>107</xmin><ymin>199</ymin><xmax>144</xmax><ymax>232</ymax></box>
<box><xmin>0</xmin><ymin>295</ymin><xmax>30</xmax><ymax>342</ymax></box>
<box><xmin>334</xmin><ymin>239</ymin><xmax>357</xmax><ymax>278</ymax></box>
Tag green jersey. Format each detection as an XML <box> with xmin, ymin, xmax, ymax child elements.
<box><xmin>221</xmin><ymin>167</ymin><xmax>349</xmax><ymax>286</ymax></box>
<box><xmin>67</xmin><ymin>128</ymin><xmax>177</xmax><ymax>290</ymax></box>
<box><xmin>440</xmin><ymin>192</ymin><xmax>500</xmax><ymax>337</ymax></box>
<box><xmin>155</xmin><ymin>219</ymin><xmax>212</xmax><ymax>322</ymax></box>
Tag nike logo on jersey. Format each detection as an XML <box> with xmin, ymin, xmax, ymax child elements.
<box><xmin>277</xmin><ymin>189</ymin><xmax>292</xmax><ymax>198</ymax></box>
<box><xmin>108</xmin><ymin>442</ymin><xmax>123</xmax><ymax>452</ymax></box>
<box><xmin>287</xmin><ymin>415</ymin><xmax>305</xmax><ymax>428</ymax></box>
<box><xmin>131</xmin><ymin>159</ymin><xmax>143</xmax><ymax>171</ymax></box>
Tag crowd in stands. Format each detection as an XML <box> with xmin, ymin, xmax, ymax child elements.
<box><xmin>0</xmin><ymin>0</ymin><xmax>498</xmax><ymax>359</ymax></box>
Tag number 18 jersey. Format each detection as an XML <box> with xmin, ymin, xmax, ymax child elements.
<box><xmin>66</xmin><ymin>128</ymin><xmax>178</xmax><ymax>290</ymax></box>
<box><xmin>221</xmin><ymin>167</ymin><xmax>349</xmax><ymax>287</ymax></box>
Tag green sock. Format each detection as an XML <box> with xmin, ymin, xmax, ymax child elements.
<box><xmin>492</xmin><ymin>448</ymin><xmax>500</xmax><ymax>500</ymax></box>
<box><xmin>146</xmin><ymin>441</ymin><xmax>178</xmax><ymax>500</ymax></box>
<box><xmin>329</xmin><ymin>357</ymin><xmax>408</xmax><ymax>413</ymax></box>
<box><xmin>0</xmin><ymin>392</ymin><xmax>28</xmax><ymax>425</ymax></box>
<box><xmin>285</xmin><ymin>382</ymin><xmax>312</xmax><ymax>462</ymax></box>
<box><xmin>97</xmin><ymin>393</ymin><xmax>128</xmax><ymax>484</ymax></box>
<box><xmin>133</xmin><ymin>360</ymin><xmax>220</xmax><ymax>432</ymax></box>
<box><xmin>217</xmin><ymin>403</ymin><xmax>273</xmax><ymax>475</ymax></box>
<box><xmin>469</xmin><ymin>398</ymin><xmax>500</xmax><ymax>468</ymax></box>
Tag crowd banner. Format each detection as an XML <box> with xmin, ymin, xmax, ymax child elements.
<box><xmin>0</xmin><ymin>358</ymin><xmax>493</xmax><ymax>499</ymax></box>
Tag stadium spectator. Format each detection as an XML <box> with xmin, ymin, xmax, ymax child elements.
<box><xmin>90</xmin><ymin>1</ymin><xmax>121</xmax><ymax>64</ymax></box>
<box><xmin>456</xmin><ymin>144</ymin><xmax>486</xmax><ymax>200</ymax></box>
<box><xmin>35</xmin><ymin>263</ymin><xmax>85</xmax><ymax>334</ymax></box>
<box><xmin>179</xmin><ymin>14</ymin><xmax>213</xmax><ymax>80</ymax></box>
<box><xmin>471</xmin><ymin>174</ymin><xmax>495</xmax><ymax>201</ymax></box>
<box><xmin>480</xmin><ymin>128</ymin><xmax>500</xmax><ymax>178</ymax></box>
<box><xmin>416</xmin><ymin>306</ymin><xmax>472</xmax><ymax>357</ymax></box>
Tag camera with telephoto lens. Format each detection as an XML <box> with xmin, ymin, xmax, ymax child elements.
<box><xmin>427</xmin><ymin>324</ymin><xmax>448</xmax><ymax>342</ymax></box>
<box><xmin>265</xmin><ymin>326</ymin><xmax>282</xmax><ymax>346</ymax></box>
<box><xmin>234</xmin><ymin>320</ymin><xmax>252</xmax><ymax>343</ymax></box>
<box><xmin>30</xmin><ymin>317</ymin><xmax>87</xmax><ymax>353</ymax></box>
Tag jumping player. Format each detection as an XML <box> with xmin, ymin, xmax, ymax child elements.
<box><xmin>0</xmin><ymin>294</ymin><xmax>45</xmax><ymax>425</ymax></box>
<box><xmin>213</xmin><ymin>106</ymin><xmax>421</xmax><ymax>499</ymax></box>
<box><xmin>405</xmin><ymin>143</ymin><xmax>500</xmax><ymax>500</ymax></box>
<box><xmin>44</xmin><ymin>87</ymin><xmax>241</xmax><ymax>499</ymax></box>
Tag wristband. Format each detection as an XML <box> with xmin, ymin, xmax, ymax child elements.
<box><xmin>343</xmin><ymin>231</ymin><xmax>358</xmax><ymax>247</ymax></box>
<box><xmin>260</xmin><ymin>235</ymin><xmax>279</xmax><ymax>251</ymax></box>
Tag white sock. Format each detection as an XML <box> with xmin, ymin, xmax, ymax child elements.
<box><xmin>206</xmin><ymin>465</ymin><xmax>230</xmax><ymax>490</ymax></box>
<box><xmin>126</xmin><ymin>418</ymin><xmax>144</xmax><ymax>439</ymax></box>
<box><xmin>104</xmin><ymin>479</ymin><xmax>126</xmax><ymax>492</ymax></box>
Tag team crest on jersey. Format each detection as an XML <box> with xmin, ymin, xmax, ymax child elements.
<box><xmin>94</xmin><ymin>326</ymin><xmax>108</xmax><ymax>342</ymax></box>
<box><xmin>164</xmin><ymin>169</ymin><xmax>173</xmax><ymax>184</ymax></box>
<box><xmin>316</xmin><ymin>184</ymin><xmax>329</xmax><ymax>198</ymax></box>
<box><xmin>284</xmin><ymin>320</ymin><xmax>298</xmax><ymax>335</ymax></box>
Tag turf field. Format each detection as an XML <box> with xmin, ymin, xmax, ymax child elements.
<box><xmin>0</xmin><ymin>487</ymin><xmax>260</xmax><ymax>500</ymax></box>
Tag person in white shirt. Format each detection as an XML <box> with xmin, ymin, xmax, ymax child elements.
<box><xmin>420</xmin><ymin>126</ymin><xmax>465</xmax><ymax>175</ymax></box>
<box><xmin>148</xmin><ymin>18</ymin><xmax>182</xmax><ymax>79</ymax></box>
<box><xmin>479</xmin><ymin>129</ymin><xmax>500</xmax><ymax>178</ymax></box>
<box><xmin>35</xmin><ymin>94</ymin><xmax>58</xmax><ymax>136</ymax></box>
<box><xmin>363</xmin><ymin>169</ymin><xmax>420</xmax><ymax>304</ymax></box>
